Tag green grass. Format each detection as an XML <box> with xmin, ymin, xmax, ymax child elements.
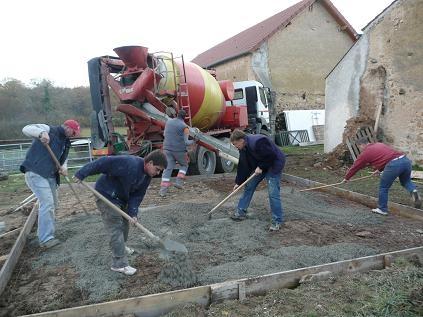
<box><xmin>280</xmin><ymin>144</ymin><xmax>324</xmax><ymax>155</ymax></box>
<box><xmin>0</xmin><ymin>170</ymin><xmax>100</xmax><ymax>209</ymax></box>
<box><xmin>164</xmin><ymin>258</ymin><xmax>423</xmax><ymax>317</ymax></box>
<box><xmin>0</xmin><ymin>173</ymin><xmax>27</xmax><ymax>194</ymax></box>
<box><xmin>412</xmin><ymin>164</ymin><xmax>423</xmax><ymax>171</ymax></box>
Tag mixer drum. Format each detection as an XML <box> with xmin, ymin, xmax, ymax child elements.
<box><xmin>174</xmin><ymin>62</ymin><xmax>225</xmax><ymax>131</ymax></box>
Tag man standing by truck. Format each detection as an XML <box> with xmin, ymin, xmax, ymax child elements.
<box><xmin>74</xmin><ymin>150</ymin><xmax>167</xmax><ymax>276</ymax></box>
<box><xmin>159</xmin><ymin>110</ymin><xmax>195</xmax><ymax>197</ymax></box>
<box><xmin>230</xmin><ymin>129</ymin><xmax>286</xmax><ymax>231</ymax></box>
<box><xmin>20</xmin><ymin>120</ymin><xmax>81</xmax><ymax>248</ymax></box>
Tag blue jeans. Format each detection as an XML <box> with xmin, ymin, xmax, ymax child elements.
<box><xmin>237</xmin><ymin>172</ymin><xmax>283</xmax><ymax>224</ymax></box>
<box><xmin>25</xmin><ymin>171</ymin><xmax>58</xmax><ymax>244</ymax></box>
<box><xmin>379</xmin><ymin>156</ymin><xmax>416</xmax><ymax>212</ymax></box>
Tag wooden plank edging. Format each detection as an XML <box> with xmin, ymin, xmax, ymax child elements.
<box><xmin>0</xmin><ymin>202</ymin><xmax>38</xmax><ymax>296</ymax></box>
<box><xmin>241</xmin><ymin>246</ymin><xmax>422</xmax><ymax>297</ymax></box>
<box><xmin>282</xmin><ymin>173</ymin><xmax>423</xmax><ymax>221</ymax></box>
<box><xmin>24</xmin><ymin>285</ymin><xmax>211</xmax><ymax>317</ymax></box>
<box><xmin>23</xmin><ymin>246</ymin><xmax>423</xmax><ymax>317</ymax></box>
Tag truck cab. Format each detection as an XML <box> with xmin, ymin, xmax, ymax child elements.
<box><xmin>226</xmin><ymin>80</ymin><xmax>272</xmax><ymax>135</ymax></box>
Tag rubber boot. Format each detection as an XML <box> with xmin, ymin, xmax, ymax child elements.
<box><xmin>412</xmin><ymin>190</ymin><xmax>422</xmax><ymax>209</ymax></box>
<box><xmin>174</xmin><ymin>177</ymin><xmax>184</xmax><ymax>189</ymax></box>
<box><xmin>159</xmin><ymin>186</ymin><xmax>168</xmax><ymax>197</ymax></box>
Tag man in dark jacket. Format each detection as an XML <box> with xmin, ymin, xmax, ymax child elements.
<box><xmin>74</xmin><ymin>150</ymin><xmax>167</xmax><ymax>276</ymax></box>
<box><xmin>20</xmin><ymin>120</ymin><xmax>81</xmax><ymax>248</ymax></box>
<box><xmin>230</xmin><ymin>129</ymin><xmax>286</xmax><ymax>231</ymax></box>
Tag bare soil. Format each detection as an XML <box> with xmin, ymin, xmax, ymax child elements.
<box><xmin>0</xmin><ymin>170</ymin><xmax>422</xmax><ymax>316</ymax></box>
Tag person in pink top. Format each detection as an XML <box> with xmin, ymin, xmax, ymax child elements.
<box><xmin>343</xmin><ymin>137</ymin><xmax>421</xmax><ymax>215</ymax></box>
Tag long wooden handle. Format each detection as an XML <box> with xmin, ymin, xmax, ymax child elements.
<box><xmin>80</xmin><ymin>181</ymin><xmax>160</xmax><ymax>242</ymax></box>
<box><xmin>44</xmin><ymin>143</ymin><xmax>61</xmax><ymax>169</ymax></box>
<box><xmin>208</xmin><ymin>173</ymin><xmax>256</xmax><ymax>216</ymax></box>
<box><xmin>299</xmin><ymin>175</ymin><xmax>373</xmax><ymax>192</ymax></box>
<box><xmin>44</xmin><ymin>143</ymin><xmax>89</xmax><ymax>214</ymax></box>
<box><xmin>12</xmin><ymin>195</ymin><xmax>37</xmax><ymax>213</ymax></box>
<box><xmin>19</xmin><ymin>193</ymin><xmax>35</xmax><ymax>205</ymax></box>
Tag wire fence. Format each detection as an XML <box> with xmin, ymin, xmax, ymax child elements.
<box><xmin>0</xmin><ymin>139</ymin><xmax>94</xmax><ymax>175</ymax></box>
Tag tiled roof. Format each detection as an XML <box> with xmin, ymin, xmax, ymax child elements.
<box><xmin>192</xmin><ymin>0</ymin><xmax>358</xmax><ymax>67</ymax></box>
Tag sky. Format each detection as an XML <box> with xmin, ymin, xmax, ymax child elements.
<box><xmin>1</xmin><ymin>0</ymin><xmax>394</xmax><ymax>88</ymax></box>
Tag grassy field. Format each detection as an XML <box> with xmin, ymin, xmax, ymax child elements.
<box><xmin>281</xmin><ymin>144</ymin><xmax>325</xmax><ymax>155</ymax></box>
<box><xmin>0</xmin><ymin>171</ymin><xmax>99</xmax><ymax>210</ymax></box>
<box><xmin>79</xmin><ymin>127</ymin><xmax>127</xmax><ymax>138</ymax></box>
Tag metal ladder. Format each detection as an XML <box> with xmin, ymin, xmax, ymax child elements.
<box><xmin>153</xmin><ymin>52</ymin><xmax>192</xmax><ymax>126</ymax></box>
<box><xmin>175</xmin><ymin>55</ymin><xmax>192</xmax><ymax>126</ymax></box>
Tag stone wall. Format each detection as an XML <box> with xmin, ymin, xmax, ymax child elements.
<box><xmin>268</xmin><ymin>1</ymin><xmax>354</xmax><ymax>112</ymax></box>
<box><xmin>362</xmin><ymin>0</ymin><xmax>423</xmax><ymax>162</ymax></box>
<box><xmin>213</xmin><ymin>55</ymin><xmax>256</xmax><ymax>81</ymax></box>
<box><xmin>325</xmin><ymin>0</ymin><xmax>423</xmax><ymax>163</ymax></box>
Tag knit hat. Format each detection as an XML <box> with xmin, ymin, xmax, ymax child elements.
<box><xmin>177</xmin><ymin>109</ymin><xmax>186</xmax><ymax>119</ymax></box>
<box><xmin>64</xmin><ymin>119</ymin><xmax>81</xmax><ymax>137</ymax></box>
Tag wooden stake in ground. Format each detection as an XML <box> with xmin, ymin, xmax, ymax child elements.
<box><xmin>43</xmin><ymin>143</ymin><xmax>89</xmax><ymax>215</ymax></box>
<box><xmin>207</xmin><ymin>173</ymin><xmax>256</xmax><ymax>220</ymax></box>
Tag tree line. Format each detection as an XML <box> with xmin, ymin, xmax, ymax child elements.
<box><xmin>0</xmin><ymin>79</ymin><xmax>123</xmax><ymax>140</ymax></box>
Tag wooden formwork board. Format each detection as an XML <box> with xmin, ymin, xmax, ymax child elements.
<box><xmin>24</xmin><ymin>286</ymin><xmax>211</xmax><ymax>317</ymax></box>
<box><xmin>0</xmin><ymin>203</ymin><xmax>38</xmax><ymax>296</ymax></box>
<box><xmin>283</xmin><ymin>173</ymin><xmax>423</xmax><ymax>221</ymax></box>
<box><xmin>22</xmin><ymin>246</ymin><xmax>423</xmax><ymax>317</ymax></box>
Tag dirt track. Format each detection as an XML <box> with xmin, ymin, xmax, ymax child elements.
<box><xmin>0</xmin><ymin>174</ymin><xmax>422</xmax><ymax>316</ymax></box>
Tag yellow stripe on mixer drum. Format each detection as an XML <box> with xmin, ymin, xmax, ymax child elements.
<box><xmin>190</xmin><ymin>64</ymin><xmax>225</xmax><ymax>131</ymax></box>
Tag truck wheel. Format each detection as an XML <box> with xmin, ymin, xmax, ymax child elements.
<box><xmin>216</xmin><ymin>156</ymin><xmax>235</xmax><ymax>173</ymax></box>
<box><xmin>215</xmin><ymin>138</ymin><xmax>235</xmax><ymax>173</ymax></box>
<box><xmin>191</xmin><ymin>146</ymin><xmax>216</xmax><ymax>175</ymax></box>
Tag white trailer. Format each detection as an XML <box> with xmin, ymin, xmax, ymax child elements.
<box><xmin>282</xmin><ymin>110</ymin><xmax>325</xmax><ymax>144</ymax></box>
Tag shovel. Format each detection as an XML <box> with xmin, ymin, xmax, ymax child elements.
<box><xmin>43</xmin><ymin>143</ymin><xmax>89</xmax><ymax>215</ymax></box>
<box><xmin>207</xmin><ymin>173</ymin><xmax>256</xmax><ymax>220</ymax></box>
<box><xmin>297</xmin><ymin>174</ymin><xmax>374</xmax><ymax>192</ymax></box>
<box><xmin>80</xmin><ymin>181</ymin><xmax>187</xmax><ymax>254</ymax></box>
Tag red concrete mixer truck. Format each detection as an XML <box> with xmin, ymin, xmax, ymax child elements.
<box><xmin>87</xmin><ymin>45</ymin><xmax>275</xmax><ymax>174</ymax></box>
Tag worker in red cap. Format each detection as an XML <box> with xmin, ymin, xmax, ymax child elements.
<box><xmin>20</xmin><ymin>119</ymin><xmax>81</xmax><ymax>249</ymax></box>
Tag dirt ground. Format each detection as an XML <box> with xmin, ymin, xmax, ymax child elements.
<box><xmin>0</xmin><ymin>170</ymin><xmax>422</xmax><ymax>316</ymax></box>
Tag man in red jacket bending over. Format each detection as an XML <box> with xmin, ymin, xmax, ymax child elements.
<box><xmin>343</xmin><ymin>137</ymin><xmax>421</xmax><ymax>215</ymax></box>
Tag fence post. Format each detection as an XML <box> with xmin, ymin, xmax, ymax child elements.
<box><xmin>88</xmin><ymin>138</ymin><xmax>93</xmax><ymax>162</ymax></box>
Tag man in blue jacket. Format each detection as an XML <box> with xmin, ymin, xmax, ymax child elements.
<box><xmin>20</xmin><ymin>120</ymin><xmax>81</xmax><ymax>249</ymax></box>
<box><xmin>230</xmin><ymin>129</ymin><xmax>286</xmax><ymax>231</ymax></box>
<box><xmin>74</xmin><ymin>150</ymin><xmax>167</xmax><ymax>276</ymax></box>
